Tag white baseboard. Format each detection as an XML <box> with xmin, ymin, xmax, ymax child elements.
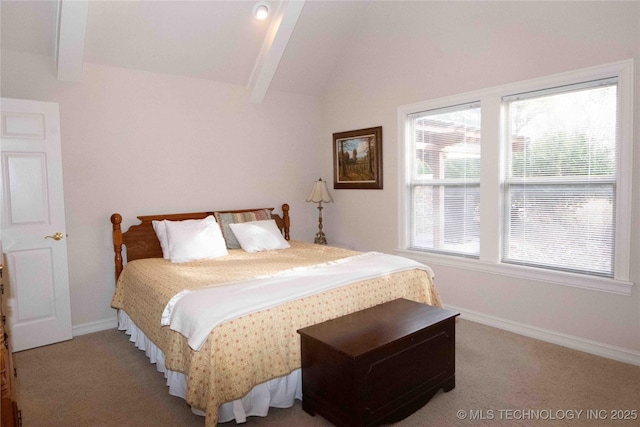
<box><xmin>72</xmin><ymin>316</ymin><xmax>118</xmax><ymax>337</ymax></box>
<box><xmin>447</xmin><ymin>304</ymin><xmax>640</xmax><ymax>367</ymax></box>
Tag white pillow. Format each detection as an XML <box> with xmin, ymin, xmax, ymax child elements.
<box><xmin>229</xmin><ymin>219</ymin><xmax>290</xmax><ymax>253</ymax></box>
<box><xmin>153</xmin><ymin>218</ymin><xmax>213</xmax><ymax>259</ymax></box>
<box><xmin>165</xmin><ymin>215</ymin><xmax>228</xmax><ymax>263</ymax></box>
<box><xmin>152</xmin><ymin>220</ymin><xmax>170</xmax><ymax>259</ymax></box>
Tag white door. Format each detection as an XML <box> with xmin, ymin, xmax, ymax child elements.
<box><xmin>0</xmin><ymin>98</ymin><xmax>72</xmax><ymax>351</ymax></box>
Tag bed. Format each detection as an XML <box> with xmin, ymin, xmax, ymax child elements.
<box><xmin>110</xmin><ymin>204</ymin><xmax>442</xmax><ymax>426</ymax></box>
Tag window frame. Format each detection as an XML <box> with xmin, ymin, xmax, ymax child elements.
<box><xmin>502</xmin><ymin>79</ymin><xmax>619</xmax><ymax>277</ymax></box>
<box><xmin>397</xmin><ymin>60</ymin><xmax>634</xmax><ymax>296</ymax></box>
<box><xmin>407</xmin><ymin>101</ymin><xmax>482</xmax><ymax>258</ymax></box>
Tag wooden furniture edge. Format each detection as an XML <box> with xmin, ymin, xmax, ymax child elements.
<box><xmin>0</xmin><ymin>265</ymin><xmax>21</xmax><ymax>427</ymax></box>
<box><xmin>110</xmin><ymin>203</ymin><xmax>290</xmax><ymax>282</ymax></box>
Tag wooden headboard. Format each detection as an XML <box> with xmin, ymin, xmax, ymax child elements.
<box><xmin>110</xmin><ymin>204</ymin><xmax>290</xmax><ymax>281</ymax></box>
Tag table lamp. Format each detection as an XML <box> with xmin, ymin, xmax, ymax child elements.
<box><xmin>306</xmin><ymin>178</ymin><xmax>333</xmax><ymax>244</ymax></box>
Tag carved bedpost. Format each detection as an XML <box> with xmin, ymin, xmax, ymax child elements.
<box><xmin>111</xmin><ymin>213</ymin><xmax>124</xmax><ymax>281</ymax></box>
<box><xmin>282</xmin><ymin>204</ymin><xmax>290</xmax><ymax>241</ymax></box>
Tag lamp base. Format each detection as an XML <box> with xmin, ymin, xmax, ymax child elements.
<box><xmin>314</xmin><ymin>232</ymin><xmax>327</xmax><ymax>245</ymax></box>
<box><xmin>314</xmin><ymin>204</ymin><xmax>328</xmax><ymax>245</ymax></box>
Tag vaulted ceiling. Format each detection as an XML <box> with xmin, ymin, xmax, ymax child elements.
<box><xmin>1</xmin><ymin>0</ymin><xmax>371</xmax><ymax>102</ymax></box>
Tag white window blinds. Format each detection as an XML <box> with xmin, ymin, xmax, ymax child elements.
<box><xmin>409</xmin><ymin>102</ymin><xmax>481</xmax><ymax>257</ymax></box>
<box><xmin>503</xmin><ymin>79</ymin><xmax>618</xmax><ymax>277</ymax></box>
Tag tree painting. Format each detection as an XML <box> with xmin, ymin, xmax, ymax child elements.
<box><xmin>333</xmin><ymin>126</ymin><xmax>383</xmax><ymax>189</ymax></box>
<box><xmin>338</xmin><ymin>135</ymin><xmax>375</xmax><ymax>182</ymax></box>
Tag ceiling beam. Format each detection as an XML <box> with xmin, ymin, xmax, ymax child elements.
<box><xmin>247</xmin><ymin>0</ymin><xmax>305</xmax><ymax>104</ymax></box>
<box><xmin>56</xmin><ymin>0</ymin><xmax>88</xmax><ymax>82</ymax></box>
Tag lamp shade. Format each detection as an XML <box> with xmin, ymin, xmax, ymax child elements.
<box><xmin>306</xmin><ymin>178</ymin><xmax>333</xmax><ymax>203</ymax></box>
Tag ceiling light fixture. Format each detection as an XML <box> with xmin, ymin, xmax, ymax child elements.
<box><xmin>253</xmin><ymin>1</ymin><xmax>270</xmax><ymax>20</ymax></box>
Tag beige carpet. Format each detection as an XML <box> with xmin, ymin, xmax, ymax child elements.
<box><xmin>13</xmin><ymin>319</ymin><xmax>640</xmax><ymax>427</ymax></box>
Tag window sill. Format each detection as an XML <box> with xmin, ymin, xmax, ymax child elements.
<box><xmin>394</xmin><ymin>248</ymin><xmax>634</xmax><ymax>296</ymax></box>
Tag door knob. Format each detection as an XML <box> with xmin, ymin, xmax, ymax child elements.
<box><xmin>45</xmin><ymin>232</ymin><xmax>64</xmax><ymax>241</ymax></box>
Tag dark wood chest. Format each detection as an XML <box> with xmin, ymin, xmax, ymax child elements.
<box><xmin>297</xmin><ymin>298</ymin><xmax>459</xmax><ymax>427</ymax></box>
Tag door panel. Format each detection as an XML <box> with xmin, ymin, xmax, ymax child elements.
<box><xmin>1</xmin><ymin>98</ymin><xmax>72</xmax><ymax>351</ymax></box>
<box><xmin>2</xmin><ymin>112</ymin><xmax>45</xmax><ymax>139</ymax></box>
<box><xmin>6</xmin><ymin>153</ymin><xmax>49</xmax><ymax>224</ymax></box>
<box><xmin>9</xmin><ymin>249</ymin><xmax>55</xmax><ymax>321</ymax></box>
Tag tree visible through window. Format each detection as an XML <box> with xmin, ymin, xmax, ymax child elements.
<box><xmin>503</xmin><ymin>80</ymin><xmax>617</xmax><ymax>276</ymax></box>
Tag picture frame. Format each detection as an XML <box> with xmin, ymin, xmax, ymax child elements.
<box><xmin>333</xmin><ymin>126</ymin><xmax>383</xmax><ymax>189</ymax></box>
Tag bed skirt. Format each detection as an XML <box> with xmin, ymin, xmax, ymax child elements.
<box><xmin>117</xmin><ymin>310</ymin><xmax>303</xmax><ymax>423</ymax></box>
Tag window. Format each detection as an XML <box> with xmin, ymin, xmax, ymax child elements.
<box><xmin>408</xmin><ymin>103</ymin><xmax>481</xmax><ymax>257</ymax></box>
<box><xmin>503</xmin><ymin>79</ymin><xmax>618</xmax><ymax>277</ymax></box>
<box><xmin>398</xmin><ymin>60</ymin><xmax>633</xmax><ymax>294</ymax></box>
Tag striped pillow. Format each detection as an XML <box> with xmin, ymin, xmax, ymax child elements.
<box><xmin>213</xmin><ymin>209</ymin><xmax>272</xmax><ymax>249</ymax></box>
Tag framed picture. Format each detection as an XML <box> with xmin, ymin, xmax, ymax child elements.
<box><xmin>333</xmin><ymin>126</ymin><xmax>383</xmax><ymax>189</ymax></box>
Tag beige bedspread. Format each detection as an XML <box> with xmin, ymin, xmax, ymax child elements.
<box><xmin>111</xmin><ymin>241</ymin><xmax>442</xmax><ymax>426</ymax></box>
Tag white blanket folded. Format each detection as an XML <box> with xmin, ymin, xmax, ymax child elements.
<box><xmin>162</xmin><ymin>252</ymin><xmax>433</xmax><ymax>351</ymax></box>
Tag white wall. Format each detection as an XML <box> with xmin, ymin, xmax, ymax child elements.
<box><xmin>321</xmin><ymin>1</ymin><xmax>640</xmax><ymax>362</ymax></box>
<box><xmin>1</xmin><ymin>50</ymin><xmax>325</xmax><ymax>331</ymax></box>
